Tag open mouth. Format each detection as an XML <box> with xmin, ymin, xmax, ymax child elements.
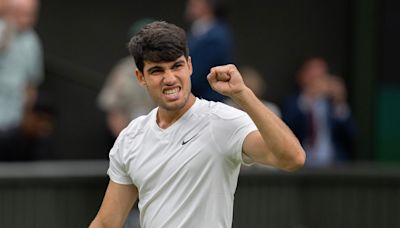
<box><xmin>163</xmin><ymin>87</ymin><xmax>181</xmax><ymax>100</ymax></box>
<box><xmin>163</xmin><ymin>87</ymin><xmax>180</xmax><ymax>95</ymax></box>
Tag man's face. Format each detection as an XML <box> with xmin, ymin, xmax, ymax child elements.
<box><xmin>136</xmin><ymin>56</ymin><xmax>193</xmax><ymax>112</ymax></box>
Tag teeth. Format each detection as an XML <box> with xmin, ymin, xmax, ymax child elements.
<box><xmin>164</xmin><ymin>88</ymin><xmax>179</xmax><ymax>95</ymax></box>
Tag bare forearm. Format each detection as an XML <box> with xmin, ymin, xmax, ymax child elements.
<box><xmin>231</xmin><ymin>88</ymin><xmax>305</xmax><ymax>170</ymax></box>
<box><xmin>89</xmin><ymin>219</ymin><xmax>107</xmax><ymax>228</ymax></box>
<box><xmin>89</xmin><ymin>211</ymin><xmax>126</xmax><ymax>228</ymax></box>
<box><xmin>207</xmin><ymin>64</ymin><xmax>305</xmax><ymax>170</ymax></box>
<box><xmin>89</xmin><ymin>181</ymin><xmax>138</xmax><ymax>228</ymax></box>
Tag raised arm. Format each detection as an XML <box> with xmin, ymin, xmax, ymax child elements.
<box><xmin>89</xmin><ymin>180</ymin><xmax>138</xmax><ymax>228</ymax></box>
<box><xmin>207</xmin><ymin>64</ymin><xmax>305</xmax><ymax>171</ymax></box>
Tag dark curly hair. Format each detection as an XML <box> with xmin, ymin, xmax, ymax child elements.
<box><xmin>128</xmin><ymin>21</ymin><xmax>189</xmax><ymax>73</ymax></box>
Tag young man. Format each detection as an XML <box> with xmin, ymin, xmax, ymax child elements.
<box><xmin>90</xmin><ymin>21</ymin><xmax>305</xmax><ymax>228</ymax></box>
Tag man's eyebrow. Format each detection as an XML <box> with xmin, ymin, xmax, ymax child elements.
<box><xmin>147</xmin><ymin>66</ymin><xmax>163</xmax><ymax>73</ymax></box>
<box><xmin>173</xmin><ymin>60</ymin><xmax>185</xmax><ymax>66</ymax></box>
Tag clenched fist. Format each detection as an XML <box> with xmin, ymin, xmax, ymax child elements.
<box><xmin>207</xmin><ymin>64</ymin><xmax>248</xmax><ymax>99</ymax></box>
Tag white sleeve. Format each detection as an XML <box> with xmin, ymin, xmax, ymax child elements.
<box><xmin>211</xmin><ymin>104</ymin><xmax>257</xmax><ymax>165</ymax></box>
<box><xmin>107</xmin><ymin>130</ymin><xmax>134</xmax><ymax>185</ymax></box>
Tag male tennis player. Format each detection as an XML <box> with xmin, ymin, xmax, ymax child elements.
<box><xmin>90</xmin><ymin>21</ymin><xmax>305</xmax><ymax>228</ymax></box>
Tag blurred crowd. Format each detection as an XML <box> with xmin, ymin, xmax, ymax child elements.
<box><xmin>0</xmin><ymin>0</ymin><xmax>55</xmax><ymax>161</ymax></box>
<box><xmin>0</xmin><ymin>0</ymin><xmax>356</xmax><ymax>168</ymax></box>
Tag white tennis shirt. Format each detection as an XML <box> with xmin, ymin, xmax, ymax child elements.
<box><xmin>108</xmin><ymin>98</ymin><xmax>257</xmax><ymax>228</ymax></box>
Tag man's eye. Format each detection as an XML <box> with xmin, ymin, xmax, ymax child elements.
<box><xmin>151</xmin><ymin>69</ymin><xmax>162</xmax><ymax>74</ymax></box>
<box><xmin>173</xmin><ymin>64</ymin><xmax>183</xmax><ymax>69</ymax></box>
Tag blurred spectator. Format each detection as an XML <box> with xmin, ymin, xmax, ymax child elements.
<box><xmin>0</xmin><ymin>0</ymin><xmax>44</xmax><ymax>160</ymax></box>
<box><xmin>97</xmin><ymin>18</ymin><xmax>156</xmax><ymax>228</ymax></box>
<box><xmin>282</xmin><ymin>57</ymin><xmax>356</xmax><ymax>167</ymax></box>
<box><xmin>98</xmin><ymin>18</ymin><xmax>155</xmax><ymax>138</ymax></box>
<box><xmin>226</xmin><ymin>65</ymin><xmax>281</xmax><ymax>117</ymax></box>
<box><xmin>185</xmin><ymin>0</ymin><xmax>234</xmax><ymax>102</ymax></box>
<box><xmin>0</xmin><ymin>0</ymin><xmax>43</xmax><ymax>131</ymax></box>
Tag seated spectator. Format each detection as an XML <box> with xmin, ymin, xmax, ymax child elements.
<box><xmin>282</xmin><ymin>57</ymin><xmax>356</xmax><ymax>167</ymax></box>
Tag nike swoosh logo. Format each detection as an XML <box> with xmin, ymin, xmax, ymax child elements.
<box><xmin>182</xmin><ymin>134</ymin><xmax>199</xmax><ymax>145</ymax></box>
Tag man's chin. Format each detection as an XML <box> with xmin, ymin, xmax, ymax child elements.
<box><xmin>158</xmin><ymin>92</ymin><xmax>192</xmax><ymax>112</ymax></box>
<box><xmin>160</xmin><ymin>100</ymin><xmax>186</xmax><ymax>111</ymax></box>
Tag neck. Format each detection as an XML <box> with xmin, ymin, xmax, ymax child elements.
<box><xmin>157</xmin><ymin>94</ymin><xmax>196</xmax><ymax>129</ymax></box>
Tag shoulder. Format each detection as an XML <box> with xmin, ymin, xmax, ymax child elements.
<box><xmin>119</xmin><ymin>109</ymin><xmax>155</xmax><ymax>139</ymax></box>
<box><xmin>127</xmin><ymin>109</ymin><xmax>154</xmax><ymax>129</ymax></box>
<box><xmin>15</xmin><ymin>30</ymin><xmax>42</xmax><ymax>54</ymax></box>
<box><xmin>197</xmin><ymin>99</ymin><xmax>247</xmax><ymax>120</ymax></box>
<box><xmin>110</xmin><ymin>110</ymin><xmax>154</xmax><ymax>158</ymax></box>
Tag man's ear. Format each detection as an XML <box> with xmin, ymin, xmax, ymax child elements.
<box><xmin>135</xmin><ymin>68</ymin><xmax>147</xmax><ymax>87</ymax></box>
<box><xmin>188</xmin><ymin>56</ymin><xmax>193</xmax><ymax>76</ymax></box>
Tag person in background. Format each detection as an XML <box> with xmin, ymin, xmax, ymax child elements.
<box><xmin>98</xmin><ymin>18</ymin><xmax>155</xmax><ymax>139</ymax></box>
<box><xmin>0</xmin><ymin>0</ymin><xmax>44</xmax><ymax>158</ymax></box>
<box><xmin>282</xmin><ymin>57</ymin><xmax>356</xmax><ymax>167</ymax></box>
<box><xmin>185</xmin><ymin>0</ymin><xmax>234</xmax><ymax>102</ymax></box>
<box><xmin>97</xmin><ymin>18</ymin><xmax>156</xmax><ymax>228</ymax></box>
<box><xmin>0</xmin><ymin>0</ymin><xmax>43</xmax><ymax>130</ymax></box>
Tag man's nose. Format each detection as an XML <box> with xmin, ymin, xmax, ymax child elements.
<box><xmin>163</xmin><ymin>70</ymin><xmax>177</xmax><ymax>85</ymax></box>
